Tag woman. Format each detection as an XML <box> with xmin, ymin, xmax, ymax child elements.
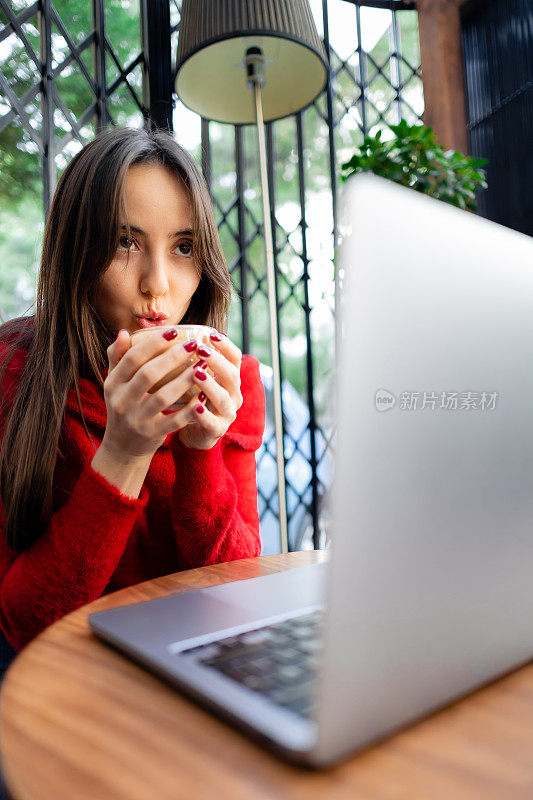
<box><xmin>0</xmin><ymin>127</ymin><xmax>265</xmax><ymax>655</ymax></box>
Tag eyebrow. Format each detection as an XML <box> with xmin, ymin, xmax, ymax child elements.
<box><xmin>120</xmin><ymin>224</ymin><xmax>193</xmax><ymax>238</ymax></box>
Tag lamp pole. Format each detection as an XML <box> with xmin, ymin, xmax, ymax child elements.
<box><xmin>246</xmin><ymin>48</ymin><xmax>289</xmax><ymax>554</ymax></box>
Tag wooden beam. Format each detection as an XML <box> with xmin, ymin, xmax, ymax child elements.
<box><xmin>416</xmin><ymin>0</ymin><xmax>469</xmax><ymax>153</ymax></box>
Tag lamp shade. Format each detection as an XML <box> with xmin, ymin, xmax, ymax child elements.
<box><xmin>175</xmin><ymin>0</ymin><xmax>328</xmax><ymax>124</ymax></box>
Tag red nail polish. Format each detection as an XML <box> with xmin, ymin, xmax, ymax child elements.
<box><xmin>209</xmin><ymin>332</ymin><xmax>222</xmax><ymax>342</ymax></box>
<box><xmin>195</xmin><ymin>404</ymin><xmax>205</xmax><ymax>414</ymax></box>
<box><xmin>197</xmin><ymin>361</ymin><xmax>208</xmax><ymax>370</ymax></box>
<box><xmin>198</xmin><ymin>391</ymin><xmax>206</xmax><ymax>402</ymax></box>
<box><xmin>197</xmin><ymin>346</ymin><xmax>212</xmax><ymax>358</ymax></box>
<box><xmin>194</xmin><ymin>369</ymin><xmax>207</xmax><ymax>381</ymax></box>
<box><xmin>163</xmin><ymin>329</ymin><xmax>178</xmax><ymax>341</ymax></box>
<box><xmin>183</xmin><ymin>340</ymin><xmax>197</xmax><ymax>352</ymax></box>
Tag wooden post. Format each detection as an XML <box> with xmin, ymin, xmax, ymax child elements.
<box><xmin>416</xmin><ymin>0</ymin><xmax>469</xmax><ymax>154</ymax></box>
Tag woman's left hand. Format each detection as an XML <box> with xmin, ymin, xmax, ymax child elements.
<box><xmin>177</xmin><ymin>332</ymin><xmax>243</xmax><ymax>450</ymax></box>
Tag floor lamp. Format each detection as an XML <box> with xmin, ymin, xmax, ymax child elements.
<box><xmin>175</xmin><ymin>0</ymin><xmax>327</xmax><ymax>553</ymax></box>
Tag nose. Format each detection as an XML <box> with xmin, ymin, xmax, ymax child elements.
<box><xmin>139</xmin><ymin>250</ymin><xmax>170</xmax><ymax>299</ymax></box>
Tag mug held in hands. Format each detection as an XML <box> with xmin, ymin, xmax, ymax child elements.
<box><xmin>130</xmin><ymin>324</ymin><xmax>215</xmax><ymax>410</ymax></box>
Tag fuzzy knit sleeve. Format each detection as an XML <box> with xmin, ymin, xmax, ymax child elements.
<box><xmin>169</xmin><ymin>354</ymin><xmax>265</xmax><ymax>568</ymax></box>
<box><xmin>0</xmin><ymin>341</ymin><xmax>150</xmax><ymax>650</ymax></box>
<box><xmin>0</xmin><ymin>464</ymin><xmax>149</xmax><ymax>651</ymax></box>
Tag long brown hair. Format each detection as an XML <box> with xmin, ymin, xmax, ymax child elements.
<box><xmin>0</xmin><ymin>127</ymin><xmax>231</xmax><ymax>553</ymax></box>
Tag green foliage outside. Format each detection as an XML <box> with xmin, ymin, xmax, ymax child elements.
<box><xmin>0</xmin><ymin>197</ymin><xmax>42</xmax><ymax>320</ymax></box>
<box><xmin>341</xmin><ymin>119</ymin><xmax>488</xmax><ymax>211</ymax></box>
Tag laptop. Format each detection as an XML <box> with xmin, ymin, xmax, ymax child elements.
<box><xmin>89</xmin><ymin>174</ymin><xmax>533</xmax><ymax>767</ymax></box>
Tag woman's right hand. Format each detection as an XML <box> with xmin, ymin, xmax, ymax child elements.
<box><xmin>101</xmin><ymin>329</ymin><xmax>210</xmax><ymax>460</ymax></box>
<box><xmin>92</xmin><ymin>329</ymin><xmax>211</xmax><ymax>498</ymax></box>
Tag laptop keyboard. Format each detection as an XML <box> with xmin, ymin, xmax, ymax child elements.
<box><xmin>181</xmin><ymin>610</ymin><xmax>323</xmax><ymax>718</ymax></box>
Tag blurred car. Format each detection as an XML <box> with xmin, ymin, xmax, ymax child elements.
<box><xmin>256</xmin><ymin>364</ymin><xmax>333</xmax><ymax>554</ymax></box>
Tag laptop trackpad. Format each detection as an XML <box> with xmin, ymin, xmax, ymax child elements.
<box><xmin>164</xmin><ymin>563</ymin><xmax>327</xmax><ymax>651</ymax></box>
<box><xmin>196</xmin><ymin>562</ymin><xmax>326</xmax><ymax>619</ymax></box>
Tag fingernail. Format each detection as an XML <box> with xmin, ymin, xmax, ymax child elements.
<box><xmin>209</xmin><ymin>332</ymin><xmax>222</xmax><ymax>342</ymax></box>
<box><xmin>195</xmin><ymin>404</ymin><xmax>205</xmax><ymax>414</ymax></box>
<box><xmin>163</xmin><ymin>329</ymin><xmax>178</xmax><ymax>341</ymax></box>
<box><xmin>183</xmin><ymin>340</ymin><xmax>197</xmax><ymax>352</ymax></box>
<box><xmin>194</xmin><ymin>369</ymin><xmax>207</xmax><ymax>381</ymax></box>
<box><xmin>197</xmin><ymin>360</ymin><xmax>208</xmax><ymax>370</ymax></box>
<box><xmin>197</xmin><ymin>345</ymin><xmax>212</xmax><ymax>358</ymax></box>
<box><xmin>198</xmin><ymin>391</ymin><xmax>206</xmax><ymax>402</ymax></box>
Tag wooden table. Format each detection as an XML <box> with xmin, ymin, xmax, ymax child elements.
<box><xmin>1</xmin><ymin>551</ymin><xmax>533</xmax><ymax>800</ymax></box>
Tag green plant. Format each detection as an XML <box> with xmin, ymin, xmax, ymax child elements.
<box><xmin>341</xmin><ymin>120</ymin><xmax>488</xmax><ymax>211</ymax></box>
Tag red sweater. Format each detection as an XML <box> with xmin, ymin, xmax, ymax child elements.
<box><xmin>0</xmin><ymin>345</ymin><xmax>265</xmax><ymax>650</ymax></box>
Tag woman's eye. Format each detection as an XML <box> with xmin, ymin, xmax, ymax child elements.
<box><xmin>175</xmin><ymin>241</ymin><xmax>193</xmax><ymax>257</ymax></box>
<box><xmin>118</xmin><ymin>235</ymin><xmax>137</xmax><ymax>251</ymax></box>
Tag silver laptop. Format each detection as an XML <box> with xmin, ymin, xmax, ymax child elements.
<box><xmin>89</xmin><ymin>174</ymin><xmax>533</xmax><ymax>767</ymax></box>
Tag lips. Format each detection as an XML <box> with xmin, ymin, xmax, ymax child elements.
<box><xmin>136</xmin><ymin>314</ymin><xmax>170</xmax><ymax>328</ymax></box>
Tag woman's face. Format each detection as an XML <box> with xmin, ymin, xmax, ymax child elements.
<box><xmin>94</xmin><ymin>163</ymin><xmax>201</xmax><ymax>335</ymax></box>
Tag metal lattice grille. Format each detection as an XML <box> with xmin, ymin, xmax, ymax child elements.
<box><xmin>0</xmin><ymin>0</ymin><xmax>145</xmax><ymax>217</ymax></box>
<box><xmin>0</xmin><ymin>0</ymin><xmax>147</xmax><ymax>324</ymax></box>
<box><xmin>174</xmin><ymin>0</ymin><xmax>424</xmax><ymax>553</ymax></box>
<box><xmin>0</xmin><ymin>0</ymin><xmax>424</xmax><ymax>552</ymax></box>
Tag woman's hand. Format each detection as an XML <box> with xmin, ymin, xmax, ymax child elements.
<box><xmin>100</xmin><ymin>329</ymin><xmax>208</xmax><ymax>461</ymax></box>
<box><xmin>178</xmin><ymin>332</ymin><xmax>243</xmax><ymax>450</ymax></box>
<box><xmin>91</xmin><ymin>329</ymin><xmax>242</xmax><ymax>496</ymax></box>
